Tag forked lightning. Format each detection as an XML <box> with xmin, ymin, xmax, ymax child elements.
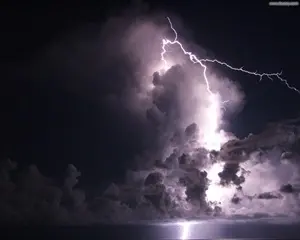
<box><xmin>161</xmin><ymin>17</ymin><xmax>300</xmax><ymax>96</ymax></box>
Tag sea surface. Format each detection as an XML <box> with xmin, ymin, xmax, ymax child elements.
<box><xmin>3</xmin><ymin>217</ymin><xmax>300</xmax><ymax>239</ymax></box>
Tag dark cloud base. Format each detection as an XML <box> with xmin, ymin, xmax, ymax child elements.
<box><xmin>2</xmin><ymin>69</ymin><xmax>300</xmax><ymax>224</ymax></box>
<box><xmin>1</xmin><ymin>120</ymin><xmax>300</xmax><ymax>225</ymax></box>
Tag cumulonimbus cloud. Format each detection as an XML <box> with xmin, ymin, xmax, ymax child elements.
<box><xmin>4</xmin><ymin>6</ymin><xmax>300</xmax><ymax>224</ymax></box>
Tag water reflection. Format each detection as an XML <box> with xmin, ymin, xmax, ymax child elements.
<box><xmin>136</xmin><ymin>217</ymin><xmax>300</xmax><ymax>239</ymax></box>
<box><xmin>179</xmin><ymin>221</ymin><xmax>191</xmax><ymax>240</ymax></box>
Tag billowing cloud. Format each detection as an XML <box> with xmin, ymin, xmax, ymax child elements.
<box><xmin>4</xmin><ymin>5</ymin><xmax>300</xmax><ymax>225</ymax></box>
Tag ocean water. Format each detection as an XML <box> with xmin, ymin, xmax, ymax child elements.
<box><xmin>3</xmin><ymin>217</ymin><xmax>300</xmax><ymax>239</ymax></box>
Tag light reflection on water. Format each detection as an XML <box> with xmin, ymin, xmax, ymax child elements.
<box><xmin>126</xmin><ymin>217</ymin><xmax>300</xmax><ymax>239</ymax></box>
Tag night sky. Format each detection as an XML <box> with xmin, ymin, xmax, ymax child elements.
<box><xmin>2</xmin><ymin>1</ymin><xmax>300</xmax><ymax>189</ymax></box>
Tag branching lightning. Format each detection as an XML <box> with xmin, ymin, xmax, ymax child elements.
<box><xmin>161</xmin><ymin>17</ymin><xmax>300</xmax><ymax>95</ymax></box>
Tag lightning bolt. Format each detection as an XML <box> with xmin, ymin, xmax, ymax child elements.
<box><xmin>161</xmin><ymin>17</ymin><xmax>300</xmax><ymax>95</ymax></box>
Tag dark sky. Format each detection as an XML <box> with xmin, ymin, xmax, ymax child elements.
<box><xmin>2</xmin><ymin>1</ymin><xmax>300</xmax><ymax>187</ymax></box>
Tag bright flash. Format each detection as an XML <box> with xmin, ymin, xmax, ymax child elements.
<box><xmin>159</xmin><ymin>17</ymin><xmax>300</xmax><ymax>151</ymax></box>
<box><xmin>205</xmin><ymin>162</ymin><xmax>236</xmax><ymax>205</ymax></box>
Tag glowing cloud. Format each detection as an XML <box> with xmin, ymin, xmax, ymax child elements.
<box><xmin>159</xmin><ymin>17</ymin><xmax>300</xmax><ymax>151</ymax></box>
